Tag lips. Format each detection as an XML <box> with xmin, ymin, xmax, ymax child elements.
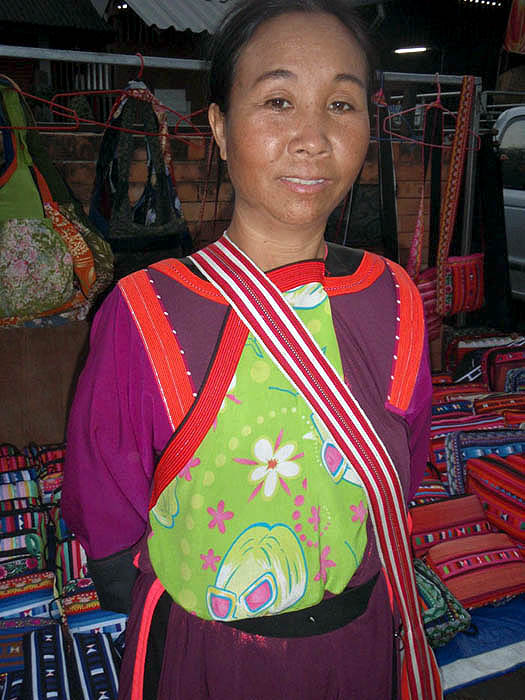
<box><xmin>282</xmin><ymin>176</ymin><xmax>327</xmax><ymax>185</ymax></box>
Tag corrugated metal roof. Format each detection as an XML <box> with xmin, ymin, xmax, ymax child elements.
<box><xmin>117</xmin><ymin>0</ymin><xmax>392</xmax><ymax>34</ymax></box>
<box><xmin>0</xmin><ymin>0</ymin><xmax>112</xmax><ymax>32</ymax></box>
<box><xmin>125</xmin><ymin>0</ymin><xmax>232</xmax><ymax>34</ymax></box>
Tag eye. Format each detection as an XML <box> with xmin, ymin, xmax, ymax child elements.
<box><xmin>265</xmin><ymin>97</ymin><xmax>292</xmax><ymax>111</ymax></box>
<box><xmin>329</xmin><ymin>101</ymin><xmax>353</xmax><ymax>113</ymax></box>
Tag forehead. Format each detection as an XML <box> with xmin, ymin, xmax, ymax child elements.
<box><xmin>233</xmin><ymin>11</ymin><xmax>367</xmax><ymax>88</ymax></box>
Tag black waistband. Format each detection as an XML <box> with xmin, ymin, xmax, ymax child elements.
<box><xmin>221</xmin><ymin>572</ymin><xmax>379</xmax><ymax>638</ymax></box>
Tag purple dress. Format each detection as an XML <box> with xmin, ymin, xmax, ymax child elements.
<box><xmin>62</xmin><ymin>244</ymin><xmax>431</xmax><ymax>699</ymax></box>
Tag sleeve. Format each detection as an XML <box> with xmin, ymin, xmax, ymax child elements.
<box><xmin>383</xmin><ymin>259</ymin><xmax>432</xmax><ymax>502</ymax></box>
<box><xmin>61</xmin><ymin>285</ymin><xmax>171</xmax><ymax>612</ymax></box>
<box><xmin>404</xmin><ymin>338</ymin><xmax>432</xmax><ymax>500</ymax></box>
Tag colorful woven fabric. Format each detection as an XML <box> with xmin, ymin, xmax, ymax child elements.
<box><xmin>409</xmin><ymin>477</ymin><xmax>450</xmax><ymax>508</ymax></box>
<box><xmin>69</xmin><ymin>631</ymin><xmax>121</xmax><ymax>699</ymax></box>
<box><xmin>429</xmin><ymin>413</ymin><xmax>506</xmax><ymax>477</ymax></box>
<box><xmin>480</xmin><ymin>347</ymin><xmax>525</xmax><ymax>392</ymax></box>
<box><xmin>426</xmin><ymin>532</ymin><xmax>525</xmax><ymax>608</ymax></box>
<box><xmin>0</xmin><ymin>572</ymin><xmax>56</xmax><ymax>619</ymax></box>
<box><xmin>0</xmin><ymin>446</ymin><xmax>29</xmax><ymax>474</ymax></box>
<box><xmin>413</xmin><ymin>558</ymin><xmax>471</xmax><ymax>648</ymax></box>
<box><xmin>444</xmin><ymin>429</ymin><xmax>525</xmax><ymax>495</ymax></box>
<box><xmin>22</xmin><ymin>624</ymin><xmax>70</xmax><ymax>699</ymax></box>
<box><xmin>432</xmin><ymin>401</ymin><xmax>474</xmax><ymax>419</ymax></box>
<box><xmin>435</xmin><ymin>76</ymin><xmax>477</xmax><ymax>316</ymax></box>
<box><xmin>504</xmin><ymin>367</ymin><xmax>525</xmax><ymax>393</ymax></box>
<box><xmin>466</xmin><ymin>453</ymin><xmax>525</xmax><ymax>543</ymax></box>
<box><xmin>55</xmin><ymin>537</ymin><xmax>88</xmax><ymax>594</ymax></box>
<box><xmin>62</xmin><ymin>578</ymin><xmax>128</xmax><ymax>638</ymax></box>
<box><xmin>0</xmin><ymin>618</ymin><xmax>52</xmax><ymax>674</ymax></box>
<box><xmin>474</xmin><ymin>392</ymin><xmax>525</xmax><ymax>416</ymax></box>
<box><xmin>410</xmin><ymin>495</ymin><xmax>492</xmax><ymax>557</ymax></box>
<box><xmin>432</xmin><ymin>383</ymin><xmax>488</xmax><ymax>404</ymax></box>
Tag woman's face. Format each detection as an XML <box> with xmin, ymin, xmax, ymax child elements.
<box><xmin>209</xmin><ymin>11</ymin><xmax>370</xmax><ymax>237</ymax></box>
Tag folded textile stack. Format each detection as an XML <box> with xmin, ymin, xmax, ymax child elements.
<box><xmin>0</xmin><ymin>442</ymin><xmax>127</xmax><ymax>698</ymax></box>
<box><xmin>411</xmin><ymin>347</ymin><xmax>525</xmax><ymax>689</ymax></box>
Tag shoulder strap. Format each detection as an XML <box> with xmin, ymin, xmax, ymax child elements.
<box><xmin>190</xmin><ymin>236</ymin><xmax>442</xmax><ymax>700</ymax></box>
<box><xmin>118</xmin><ymin>269</ymin><xmax>195</xmax><ymax>432</ymax></box>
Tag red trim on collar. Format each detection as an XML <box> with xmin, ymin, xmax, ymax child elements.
<box><xmin>153</xmin><ymin>251</ymin><xmax>383</xmax><ymax>300</ymax></box>
<box><xmin>324</xmin><ymin>251</ymin><xmax>385</xmax><ymax>296</ymax></box>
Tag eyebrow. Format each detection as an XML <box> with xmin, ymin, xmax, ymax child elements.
<box><xmin>252</xmin><ymin>69</ymin><xmax>365</xmax><ymax>90</ymax></box>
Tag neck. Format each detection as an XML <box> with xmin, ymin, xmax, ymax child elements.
<box><xmin>225</xmin><ymin>221</ymin><xmax>326</xmax><ymax>272</ymax></box>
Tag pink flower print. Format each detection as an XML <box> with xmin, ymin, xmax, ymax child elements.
<box><xmin>207</xmin><ymin>500</ymin><xmax>234</xmax><ymax>534</ymax></box>
<box><xmin>178</xmin><ymin>456</ymin><xmax>200</xmax><ymax>482</ymax></box>
<box><xmin>350</xmin><ymin>501</ymin><xmax>367</xmax><ymax>524</ymax></box>
<box><xmin>314</xmin><ymin>546</ymin><xmax>336</xmax><ymax>583</ymax></box>
<box><xmin>236</xmin><ymin>430</ymin><xmax>303</xmax><ymax>500</ymax></box>
<box><xmin>200</xmin><ymin>548</ymin><xmax>221</xmax><ymax>572</ymax></box>
<box><xmin>308</xmin><ymin>506</ymin><xmax>321</xmax><ymax>532</ymax></box>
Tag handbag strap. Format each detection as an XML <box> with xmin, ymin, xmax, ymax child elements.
<box><xmin>406</xmin><ymin>104</ymin><xmax>443</xmax><ymax>280</ymax></box>
<box><xmin>377</xmin><ymin>87</ymin><xmax>399</xmax><ymax>262</ymax></box>
<box><xmin>436</xmin><ymin>76</ymin><xmax>476</xmax><ymax>314</ymax></box>
<box><xmin>191</xmin><ymin>236</ymin><xmax>442</xmax><ymax>700</ymax></box>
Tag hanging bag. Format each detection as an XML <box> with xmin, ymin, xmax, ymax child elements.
<box><xmin>407</xmin><ymin>76</ymin><xmax>484</xmax><ymax>339</ymax></box>
<box><xmin>0</xmin><ymin>75</ymin><xmax>113</xmax><ymax>324</ymax></box>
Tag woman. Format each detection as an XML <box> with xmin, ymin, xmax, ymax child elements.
<box><xmin>63</xmin><ymin>1</ymin><xmax>441</xmax><ymax>698</ymax></box>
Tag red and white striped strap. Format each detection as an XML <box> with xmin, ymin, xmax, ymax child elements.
<box><xmin>191</xmin><ymin>236</ymin><xmax>441</xmax><ymax>700</ymax></box>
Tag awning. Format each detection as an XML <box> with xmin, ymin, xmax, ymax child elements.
<box><xmin>92</xmin><ymin>0</ymin><xmax>395</xmax><ymax>35</ymax></box>
<box><xmin>121</xmin><ymin>0</ymin><xmax>230</xmax><ymax>34</ymax></box>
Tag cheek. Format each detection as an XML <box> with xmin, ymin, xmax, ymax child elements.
<box><xmin>227</xmin><ymin>125</ymin><xmax>283</xmax><ymax>173</ymax></box>
<box><xmin>339</xmin><ymin>121</ymin><xmax>370</xmax><ymax>171</ymax></box>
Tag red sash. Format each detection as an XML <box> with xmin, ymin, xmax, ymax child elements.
<box><xmin>190</xmin><ymin>236</ymin><xmax>442</xmax><ymax>700</ymax></box>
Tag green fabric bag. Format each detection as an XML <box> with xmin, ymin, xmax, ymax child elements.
<box><xmin>414</xmin><ymin>557</ymin><xmax>472</xmax><ymax>648</ymax></box>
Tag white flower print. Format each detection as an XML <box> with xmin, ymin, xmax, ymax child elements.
<box><xmin>245</xmin><ymin>430</ymin><xmax>303</xmax><ymax>499</ymax></box>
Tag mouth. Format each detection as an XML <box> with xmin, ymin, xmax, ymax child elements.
<box><xmin>282</xmin><ymin>177</ymin><xmax>327</xmax><ymax>185</ymax></box>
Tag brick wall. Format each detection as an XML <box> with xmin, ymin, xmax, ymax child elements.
<box><xmin>41</xmin><ymin>131</ymin><xmax>446</xmax><ymax>259</ymax></box>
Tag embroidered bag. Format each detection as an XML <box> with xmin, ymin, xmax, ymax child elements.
<box><xmin>504</xmin><ymin>367</ymin><xmax>525</xmax><ymax>393</ymax></box>
<box><xmin>0</xmin><ymin>571</ymin><xmax>57</xmax><ymax>619</ymax></box>
<box><xmin>428</xmin><ymin>413</ymin><xmax>505</xmax><ymax>479</ymax></box>
<box><xmin>0</xmin><ymin>75</ymin><xmax>113</xmax><ymax>325</ymax></box>
<box><xmin>442</xmin><ymin>328</ymin><xmax>515</xmax><ymax>372</ymax></box>
<box><xmin>89</xmin><ymin>80</ymin><xmax>193</xmax><ymax>277</ymax></box>
<box><xmin>425</xmin><ymin>531</ymin><xmax>525</xmax><ymax>608</ymax></box>
<box><xmin>413</xmin><ymin>558</ymin><xmax>471</xmax><ymax>648</ymax></box>
<box><xmin>444</xmin><ymin>428</ymin><xmax>525</xmax><ymax>495</ymax></box>
<box><xmin>466</xmin><ymin>453</ymin><xmax>525</xmax><ymax>543</ymax></box>
<box><xmin>410</xmin><ymin>494</ymin><xmax>492</xmax><ymax>557</ymax></box>
<box><xmin>432</xmin><ymin>382</ymin><xmax>488</xmax><ymax>404</ymax></box>
<box><xmin>473</xmin><ymin>392</ymin><xmax>525</xmax><ymax>416</ymax></box>
<box><xmin>407</xmin><ymin>76</ymin><xmax>483</xmax><ymax>337</ymax></box>
<box><xmin>61</xmin><ymin>577</ymin><xmax>128</xmax><ymax>638</ymax></box>
<box><xmin>409</xmin><ymin>464</ymin><xmax>450</xmax><ymax>507</ymax></box>
<box><xmin>481</xmin><ymin>347</ymin><xmax>525</xmax><ymax>392</ymax></box>
<box><xmin>55</xmin><ymin>536</ymin><xmax>89</xmax><ymax>594</ymax></box>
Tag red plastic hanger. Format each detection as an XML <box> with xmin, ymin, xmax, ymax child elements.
<box><xmin>381</xmin><ymin>74</ymin><xmax>479</xmax><ymax>151</ymax></box>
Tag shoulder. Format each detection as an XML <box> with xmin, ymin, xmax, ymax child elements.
<box><xmin>324</xmin><ymin>244</ymin><xmax>386</xmax><ymax>295</ymax></box>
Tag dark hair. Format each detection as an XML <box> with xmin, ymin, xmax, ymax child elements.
<box><xmin>208</xmin><ymin>0</ymin><xmax>374</xmax><ymax>113</ymax></box>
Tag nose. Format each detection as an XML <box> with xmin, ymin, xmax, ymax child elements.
<box><xmin>288</xmin><ymin>110</ymin><xmax>330</xmax><ymax>157</ymax></box>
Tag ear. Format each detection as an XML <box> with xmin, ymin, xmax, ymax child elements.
<box><xmin>208</xmin><ymin>103</ymin><xmax>228</xmax><ymax>161</ymax></box>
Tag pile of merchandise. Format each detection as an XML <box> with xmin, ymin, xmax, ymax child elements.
<box><xmin>410</xmin><ymin>327</ymin><xmax>525</xmax><ymax>693</ymax></box>
<box><xmin>0</xmin><ymin>443</ymin><xmax>126</xmax><ymax>700</ymax></box>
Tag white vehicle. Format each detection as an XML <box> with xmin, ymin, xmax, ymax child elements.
<box><xmin>494</xmin><ymin>106</ymin><xmax>525</xmax><ymax>300</ymax></box>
